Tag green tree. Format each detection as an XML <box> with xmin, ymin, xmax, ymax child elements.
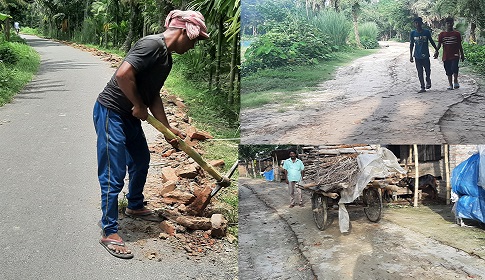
<box><xmin>190</xmin><ymin>0</ymin><xmax>240</xmax><ymax>104</ymax></box>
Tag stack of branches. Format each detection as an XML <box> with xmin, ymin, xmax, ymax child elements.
<box><xmin>301</xmin><ymin>154</ymin><xmax>360</xmax><ymax>193</ymax></box>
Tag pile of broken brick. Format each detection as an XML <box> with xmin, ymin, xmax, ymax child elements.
<box><xmin>139</xmin><ymin>90</ymin><xmax>235</xmax><ymax>250</ymax></box>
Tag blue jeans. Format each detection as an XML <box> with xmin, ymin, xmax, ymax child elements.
<box><xmin>93</xmin><ymin>101</ymin><xmax>150</xmax><ymax>236</ymax></box>
<box><xmin>415</xmin><ymin>58</ymin><xmax>431</xmax><ymax>89</ymax></box>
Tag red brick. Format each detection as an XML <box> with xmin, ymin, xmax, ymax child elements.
<box><xmin>162</xmin><ymin>167</ymin><xmax>178</xmax><ymax>182</ymax></box>
<box><xmin>157</xmin><ymin>180</ymin><xmax>177</xmax><ymax>196</ymax></box>
<box><xmin>176</xmin><ymin>165</ymin><xmax>198</xmax><ymax>179</ymax></box>
<box><xmin>187</xmin><ymin>185</ymin><xmax>213</xmax><ymax>215</ymax></box>
<box><xmin>159</xmin><ymin>221</ymin><xmax>176</xmax><ymax>236</ymax></box>
<box><xmin>162</xmin><ymin>190</ymin><xmax>195</xmax><ymax>205</ymax></box>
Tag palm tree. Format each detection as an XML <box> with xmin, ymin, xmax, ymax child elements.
<box><xmin>190</xmin><ymin>0</ymin><xmax>240</xmax><ymax>104</ymax></box>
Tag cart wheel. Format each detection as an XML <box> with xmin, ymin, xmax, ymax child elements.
<box><xmin>363</xmin><ymin>188</ymin><xmax>382</xmax><ymax>222</ymax></box>
<box><xmin>312</xmin><ymin>192</ymin><xmax>328</xmax><ymax>230</ymax></box>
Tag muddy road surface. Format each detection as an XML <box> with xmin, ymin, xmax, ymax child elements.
<box><xmin>241</xmin><ymin>41</ymin><xmax>484</xmax><ymax>144</ymax></box>
<box><xmin>239</xmin><ymin>178</ymin><xmax>485</xmax><ymax>280</ymax></box>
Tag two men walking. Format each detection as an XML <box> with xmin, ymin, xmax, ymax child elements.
<box><xmin>410</xmin><ymin>17</ymin><xmax>465</xmax><ymax>93</ymax></box>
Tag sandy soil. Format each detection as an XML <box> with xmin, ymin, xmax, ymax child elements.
<box><xmin>241</xmin><ymin>41</ymin><xmax>484</xmax><ymax>144</ymax></box>
<box><xmin>239</xmin><ymin>178</ymin><xmax>485</xmax><ymax>280</ymax></box>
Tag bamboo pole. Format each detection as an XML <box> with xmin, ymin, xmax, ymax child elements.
<box><xmin>444</xmin><ymin>144</ymin><xmax>451</xmax><ymax>205</ymax></box>
<box><xmin>413</xmin><ymin>144</ymin><xmax>419</xmax><ymax>207</ymax></box>
<box><xmin>145</xmin><ymin>114</ymin><xmax>230</xmax><ymax>188</ymax></box>
<box><xmin>275</xmin><ymin>153</ymin><xmax>280</xmax><ymax>182</ymax></box>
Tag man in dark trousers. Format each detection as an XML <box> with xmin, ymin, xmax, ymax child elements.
<box><xmin>410</xmin><ymin>17</ymin><xmax>438</xmax><ymax>93</ymax></box>
<box><xmin>93</xmin><ymin>10</ymin><xmax>209</xmax><ymax>259</ymax></box>
<box><xmin>434</xmin><ymin>17</ymin><xmax>465</xmax><ymax>90</ymax></box>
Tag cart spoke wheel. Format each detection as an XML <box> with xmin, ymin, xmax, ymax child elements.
<box><xmin>363</xmin><ymin>188</ymin><xmax>382</xmax><ymax>222</ymax></box>
<box><xmin>312</xmin><ymin>193</ymin><xmax>328</xmax><ymax>230</ymax></box>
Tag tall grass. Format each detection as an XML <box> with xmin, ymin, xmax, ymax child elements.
<box><xmin>358</xmin><ymin>22</ymin><xmax>380</xmax><ymax>49</ymax></box>
<box><xmin>312</xmin><ymin>9</ymin><xmax>351</xmax><ymax>47</ymax></box>
<box><xmin>0</xmin><ymin>35</ymin><xmax>40</xmax><ymax>106</ymax></box>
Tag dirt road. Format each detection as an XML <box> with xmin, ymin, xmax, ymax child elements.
<box><xmin>241</xmin><ymin>41</ymin><xmax>484</xmax><ymax>144</ymax></box>
<box><xmin>239</xmin><ymin>178</ymin><xmax>485</xmax><ymax>280</ymax></box>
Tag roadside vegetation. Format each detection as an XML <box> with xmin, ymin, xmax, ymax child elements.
<box><xmin>0</xmin><ymin>32</ymin><xmax>40</xmax><ymax>106</ymax></box>
<box><xmin>241</xmin><ymin>0</ymin><xmax>485</xmax><ymax>109</ymax></box>
<box><xmin>241</xmin><ymin>0</ymin><xmax>381</xmax><ymax>108</ymax></box>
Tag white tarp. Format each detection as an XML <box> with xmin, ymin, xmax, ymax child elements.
<box><xmin>338</xmin><ymin>147</ymin><xmax>406</xmax><ymax>233</ymax></box>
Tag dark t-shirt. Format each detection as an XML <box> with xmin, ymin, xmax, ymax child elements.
<box><xmin>410</xmin><ymin>29</ymin><xmax>432</xmax><ymax>59</ymax></box>
<box><xmin>97</xmin><ymin>34</ymin><xmax>172</xmax><ymax>116</ymax></box>
<box><xmin>438</xmin><ymin>30</ymin><xmax>462</xmax><ymax>61</ymax></box>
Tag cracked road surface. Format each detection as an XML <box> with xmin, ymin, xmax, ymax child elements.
<box><xmin>239</xmin><ymin>178</ymin><xmax>485</xmax><ymax>280</ymax></box>
<box><xmin>241</xmin><ymin>41</ymin><xmax>484</xmax><ymax>144</ymax></box>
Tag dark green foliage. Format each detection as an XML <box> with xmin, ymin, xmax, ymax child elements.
<box><xmin>360</xmin><ymin>35</ymin><xmax>379</xmax><ymax>49</ymax></box>
<box><xmin>0</xmin><ymin>45</ymin><xmax>19</xmax><ymax>64</ymax></box>
<box><xmin>358</xmin><ymin>22</ymin><xmax>379</xmax><ymax>49</ymax></box>
<box><xmin>242</xmin><ymin>22</ymin><xmax>333</xmax><ymax>74</ymax></box>
<box><xmin>463</xmin><ymin>43</ymin><xmax>485</xmax><ymax>73</ymax></box>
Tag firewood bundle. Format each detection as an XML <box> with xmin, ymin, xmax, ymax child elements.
<box><xmin>300</xmin><ymin>153</ymin><xmax>360</xmax><ymax>193</ymax></box>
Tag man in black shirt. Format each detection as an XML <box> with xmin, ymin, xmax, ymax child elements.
<box><xmin>94</xmin><ymin>10</ymin><xmax>209</xmax><ymax>259</ymax></box>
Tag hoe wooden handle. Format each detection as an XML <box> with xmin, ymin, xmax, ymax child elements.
<box><xmin>146</xmin><ymin>114</ymin><xmax>231</xmax><ymax>188</ymax></box>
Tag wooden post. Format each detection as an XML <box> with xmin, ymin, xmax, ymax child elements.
<box><xmin>413</xmin><ymin>144</ymin><xmax>419</xmax><ymax>207</ymax></box>
<box><xmin>444</xmin><ymin>144</ymin><xmax>451</xmax><ymax>205</ymax></box>
<box><xmin>252</xmin><ymin>160</ymin><xmax>256</xmax><ymax>178</ymax></box>
<box><xmin>274</xmin><ymin>153</ymin><xmax>280</xmax><ymax>182</ymax></box>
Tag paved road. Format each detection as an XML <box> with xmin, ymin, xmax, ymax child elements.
<box><xmin>238</xmin><ymin>184</ymin><xmax>315</xmax><ymax>279</ymax></box>
<box><xmin>0</xmin><ymin>35</ymin><xmax>234</xmax><ymax>279</ymax></box>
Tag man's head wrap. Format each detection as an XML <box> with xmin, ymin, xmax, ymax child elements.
<box><xmin>164</xmin><ymin>10</ymin><xmax>209</xmax><ymax>40</ymax></box>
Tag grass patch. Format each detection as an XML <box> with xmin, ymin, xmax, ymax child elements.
<box><xmin>18</xmin><ymin>27</ymin><xmax>42</xmax><ymax>37</ymax></box>
<box><xmin>199</xmin><ymin>140</ymin><xmax>239</xmax><ymax>238</ymax></box>
<box><xmin>241</xmin><ymin>49</ymin><xmax>377</xmax><ymax>109</ymax></box>
<box><xmin>0</xmin><ymin>39</ymin><xmax>40</xmax><ymax>106</ymax></box>
<box><xmin>164</xmin><ymin>64</ymin><xmax>239</xmax><ymax>139</ymax></box>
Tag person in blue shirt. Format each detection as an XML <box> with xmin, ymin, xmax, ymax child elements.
<box><xmin>410</xmin><ymin>17</ymin><xmax>438</xmax><ymax>93</ymax></box>
<box><xmin>283</xmin><ymin>151</ymin><xmax>305</xmax><ymax>208</ymax></box>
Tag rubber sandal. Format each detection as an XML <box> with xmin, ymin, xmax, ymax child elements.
<box><xmin>99</xmin><ymin>238</ymin><xmax>133</xmax><ymax>259</ymax></box>
<box><xmin>447</xmin><ymin>86</ymin><xmax>454</xmax><ymax>90</ymax></box>
<box><xmin>454</xmin><ymin>83</ymin><xmax>460</xmax><ymax>89</ymax></box>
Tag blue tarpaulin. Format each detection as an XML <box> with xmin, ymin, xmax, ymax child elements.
<box><xmin>451</xmin><ymin>153</ymin><xmax>485</xmax><ymax>223</ymax></box>
<box><xmin>263</xmin><ymin>169</ymin><xmax>274</xmax><ymax>181</ymax></box>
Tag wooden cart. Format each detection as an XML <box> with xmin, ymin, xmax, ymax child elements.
<box><xmin>309</xmin><ymin>185</ymin><xmax>382</xmax><ymax>230</ymax></box>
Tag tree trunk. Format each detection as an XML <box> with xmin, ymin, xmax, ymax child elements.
<box><xmin>143</xmin><ymin>3</ymin><xmax>147</xmax><ymax>37</ymax></box>
<box><xmin>122</xmin><ymin>2</ymin><xmax>140</xmax><ymax>53</ymax></box>
<box><xmin>470</xmin><ymin>21</ymin><xmax>476</xmax><ymax>43</ymax></box>
<box><xmin>352</xmin><ymin>3</ymin><xmax>362</xmax><ymax>48</ymax></box>
<box><xmin>5</xmin><ymin>18</ymin><xmax>10</xmax><ymax>42</ymax></box>
<box><xmin>215</xmin><ymin>16</ymin><xmax>224</xmax><ymax>91</ymax></box>
<box><xmin>228</xmin><ymin>33</ymin><xmax>239</xmax><ymax>105</ymax></box>
<box><xmin>84</xmin><ymin>0</ymin><xmax>91</xmax><ymax>20</ymax></box>
<box><xmin>113</xmin><ymin>0</ymin><xmax>120</xmax><ymax>47</ymax></box>
<box><xmin>208</xmin><ymin>45</ymin><xmax>216</xmax><ymax>91</ymax></box>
